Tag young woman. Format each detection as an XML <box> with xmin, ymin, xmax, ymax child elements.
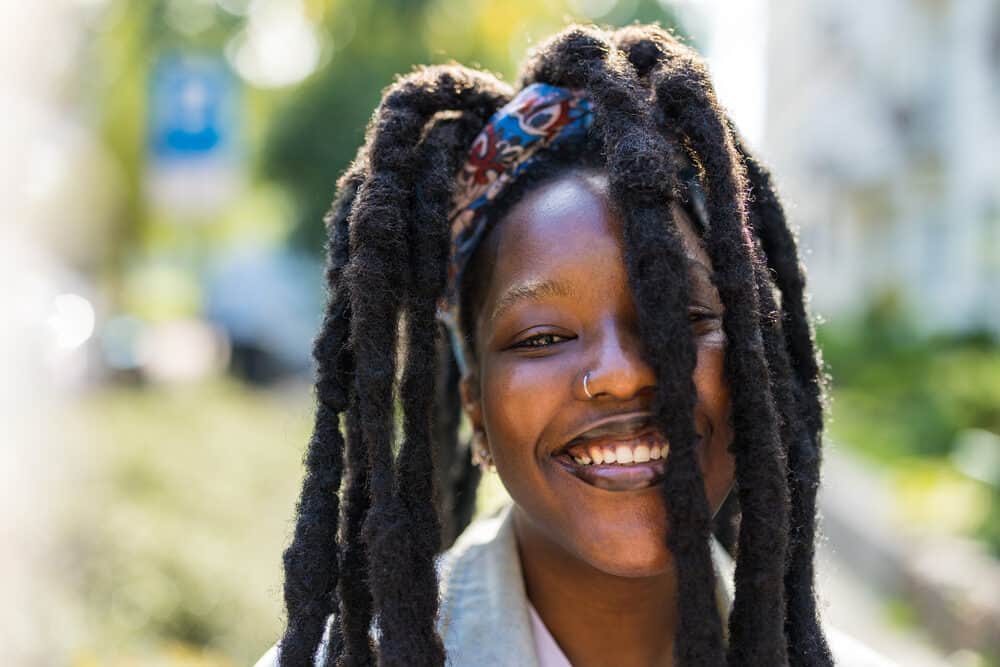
<box><xmin>257</xmin><ymin>23</ymin><xmax>893</xmax><ymax>667</ymax></box>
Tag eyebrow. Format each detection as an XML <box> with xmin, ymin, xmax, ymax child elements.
<box><xmin>488</xmin><ymin>259</ymin><xmax>714</xmax><ymax>323</ymax></box>
<box><xmin>489</xmin><ymin>278</ymin><xmax>577</xmax><ymax>323</ymax></box>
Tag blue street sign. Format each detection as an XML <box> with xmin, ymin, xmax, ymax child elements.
<box><xmin>146</xmin><ymin>53</ymin><xmax>243</xmax><ymax>214</ymax></box>
<box><xmin>149</xmin><ymin>53</ymin><xmax>237</xmax><ymax>162</ymax></box>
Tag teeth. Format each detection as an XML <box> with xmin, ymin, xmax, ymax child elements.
<box><xmin>567</xmin><ymin>443</ymin><xmax>670</xmax><ymax>466</ymax></box>
<box><xmin>615</xmin><ymin>445</ymin><xmax>633</xmax><ymax>464</ymax></box>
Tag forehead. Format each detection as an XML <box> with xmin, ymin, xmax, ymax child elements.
<box><xmin>479</xmin><ymin>170</ymin><xmax>711</xmax><ymax>326</ymax></box>
<box><xmin>492</xmin><ymin>172</ymin><xmax>618</xmax><ymax>270</ymax></box>
<box><xmin>486</xmin><ymin>170</ymin><xmax>712</xmax><ymax>288</ymax></box>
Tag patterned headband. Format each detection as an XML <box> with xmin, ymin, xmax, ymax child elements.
<box><xmin>437</xmin><ymin>82</ymin><xmax>594</xmax><ymax>374</ymax></box>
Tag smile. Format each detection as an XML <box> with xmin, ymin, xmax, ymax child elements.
<box><xmin>553</xmin><ymin>430</ymin><xmax>669</xmax><ymax>492</ymax></box>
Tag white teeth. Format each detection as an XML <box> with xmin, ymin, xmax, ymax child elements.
<box><xmin>615</xmin><ymin>445</ymin><xmax>633</xmax><ymax>464</ymax></box>
<box><xmin>568</xmin><ymin>443</ymin><xmax>670</xmax><ymax>465</ymax></box>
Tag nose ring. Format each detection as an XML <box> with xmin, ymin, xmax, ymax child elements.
<box><xmin>582</xmin><ymin>370</ymin><xmax>594</xmax><ymax>399</ymax></box>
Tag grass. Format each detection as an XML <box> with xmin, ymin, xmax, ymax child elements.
<box><xmin>58</xmin><ymin>374</ymin><xmax>514</xmax><ymax>665</ymax></box>
<box><xmin>60</xmin><ymin>377</ymin><xmax>312</xmax><ymax>666</ymax></box>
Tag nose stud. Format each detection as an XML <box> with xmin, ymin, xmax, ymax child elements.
<box><xmin>583</xmin><ymin>370</ymin><xmax>594</xmax><ymax>399</ymax></box>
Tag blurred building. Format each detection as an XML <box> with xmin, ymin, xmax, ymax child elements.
<box><xmin>764</xmin><ymin>0</ymin><xmax>1000</xmax><ymax>335</ymax></box>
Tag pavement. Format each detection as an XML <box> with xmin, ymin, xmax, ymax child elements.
<box><xmin>816</xmin><ymin>530</ymin><xmax>952</xmax><ymax>666</ymax></box>
<box><xmin>817</xmin><ymin>446</ymin><xmax>967</xmax><ymax>667</ymax></box>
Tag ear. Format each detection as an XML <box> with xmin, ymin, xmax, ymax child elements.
<box><xmin>459</xmin><ymin>371</ymin><xmax>485</xmax><ymax>440</ymax></box>
<box><xmin>460</xmin><ymin>371</ymin><xmax>493</xmax><ymax>469</ymax></box>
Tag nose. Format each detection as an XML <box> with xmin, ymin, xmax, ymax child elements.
<box><xmin>577</xmin><ymin>322</ymin><xmax>657</xmax><ymax>402</ymax></box>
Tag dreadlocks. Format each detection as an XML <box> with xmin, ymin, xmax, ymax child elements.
<box><xmin>277</xmin><ymin>23</ymin><xmax>833</xmax><ymax>667</ymax></box>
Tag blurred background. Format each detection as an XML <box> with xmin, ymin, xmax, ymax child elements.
<box><xmin>2</xmin><ymin>0</ymin><xmax>998</xmax><ymax>665</ymax></box>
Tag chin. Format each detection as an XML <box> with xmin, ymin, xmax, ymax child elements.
<box><xmin>568</xmin><ymin>511</ymin><xmax>675</xmax><ymax>578</ymax></box>
<box><xmin>585</xmin><ymin>543</ymin><xmax>674</xmax><ymax>578</ymax></box>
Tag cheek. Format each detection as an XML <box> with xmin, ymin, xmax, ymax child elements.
<box><xmin>479</xmin><ymin>357</ymin><xmax>568</xmax><ymax>466</ymax></box>
<box><xmin>693</xmin><ymin>339</ymin><xmax>735</xmax><ymax>514</ymax></box>
<box><xmin>693</xmin><ymin>339</ymin><xmax>730</xmax><ymax>417</ymax></box>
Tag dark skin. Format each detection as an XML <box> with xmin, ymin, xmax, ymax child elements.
<box><xmin>459</xmin><ymin>168</ymin><xmax>737</xmax><ymax>667</ymax></box>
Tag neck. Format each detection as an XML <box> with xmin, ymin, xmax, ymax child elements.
<box><xmin>513</xmin><ymin>507</ymin><xmax>678</xmax><ymax>667</ymax></box>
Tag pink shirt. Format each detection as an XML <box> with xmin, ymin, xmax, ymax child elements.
<box><xmin>527</xmin><ymin>601</ymin><xmax>573</xmax><ymax>667</ymax></box>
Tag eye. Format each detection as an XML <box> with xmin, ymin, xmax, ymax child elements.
<box><xmin>511</xmin><ymin>332</ymin><xmax>573</xmax><ymax>349</ymax></box>
<box><xmin>688</xmin><ymin>307</ymin><xmax>722</xmax><ymax>328</ymax></box>
<box><xmin>688</xmin><ymin>309</ymin><xmax>714</xmax><ymax>322</ymax></box>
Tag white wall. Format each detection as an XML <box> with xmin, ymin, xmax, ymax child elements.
<box><xmin>761</xmin><ymin>0</ymin><xmax>1000</xmax><ymax>334</ymax></box>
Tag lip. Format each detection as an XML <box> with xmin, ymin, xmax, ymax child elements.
<box><xmin>554</xmin><ymin>453</ymin><xmax>668</xmax><ymax>491</ymax></box>
<box><xmin>552</xmin><ymin>413</ymin><xmax>669</xmax><ymax>492</ymax></box>
<box><xmin>556</xmin><ymin>412</ymin><xmax>658</xmax><ymax>454</ymax></box>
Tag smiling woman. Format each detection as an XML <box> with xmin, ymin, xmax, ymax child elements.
<box><xmin>456</xmin><ymin>170</ymin><xmax>736</xmax><ymax>589</ymax></box>
<box><xmin>256</xmin><ymin>22</ymin><xmax>894</xmax><ymax>667</ymax></box>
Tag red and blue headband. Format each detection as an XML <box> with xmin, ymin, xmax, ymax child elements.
<box><xmin>437</xmin><ymin>82</ymin><xmax>594</xmax><ymax>372</ymax></box>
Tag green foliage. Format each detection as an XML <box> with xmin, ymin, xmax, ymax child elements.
<box><xmin>818</xmin><ymin>294</ymin><xmax>1000</xmax><ymax>554</ymax></box>
<box><xmin>977</xmin><ymin>495</ymin><xmax>1000</xmax><ymax>558</ymax></box>
<box><xmin>61</xmin><ymin>378</ymin><xmax>311</xmax><ymax>664</ymax></box>
<box><xmin>820</xmin><ymin>294</ymin><xmax>1000</xmax><ymax>460</ymax></box>
<box><xmin>883</xmin><ymin>595</ymin><xmax>918</xmax><ymax>630</ymax></box>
